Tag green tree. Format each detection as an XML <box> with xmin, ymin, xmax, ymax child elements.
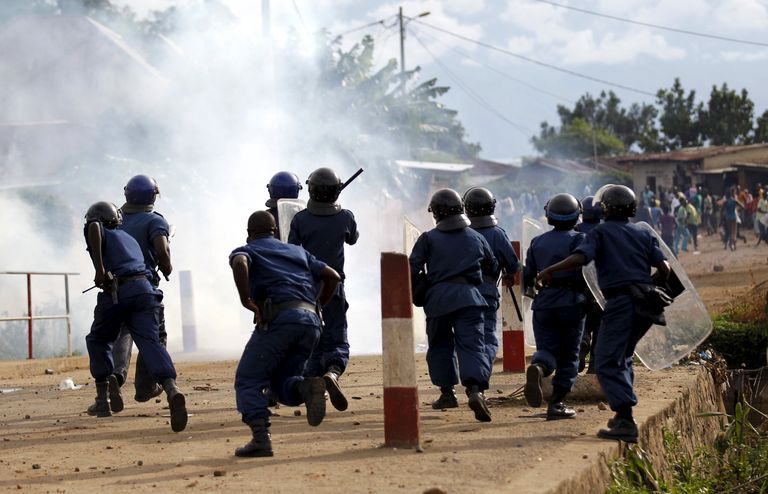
<box><xmin>656</xmin><ymin>78</ymin><xmax>702</xmax><ymax>150</ymax></box>
<box><xmin>755</xmin><ymin>110</ymin><xmax>768</xmax><ymax>144</ymax></box>
<box><xmin>698</xmin><ymin>83</ymin><xmax>755</xmax><ymax>145</ymax></box>
<box><xmin>532</xmin><ymin>117</ymin><xmax>625</xmax><ymax>158</ymax></box>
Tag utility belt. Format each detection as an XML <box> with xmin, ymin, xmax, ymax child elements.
<box><xmin>601</xmin><ymin>283</ymin><xmax>672</xmax><ymax>326</ymax></box>
<box><xmin>116</xmin><ymin>274</ymin><xmax>148</xmax><ymax>286</ymax></box>
<box><xmin>257</xmin><ymin>298</ymin><xmax>317</xmax><ymax>325</ymax></box>
<box><xmin>541</xmin><ymin>277</ymin><xmax>585</xmax><ymax>291</ymax></box>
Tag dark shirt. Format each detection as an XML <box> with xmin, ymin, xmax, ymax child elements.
<box><xmin>85</xmin><ymin>226</ymin><xmax>154</xmax><ymax>298</ymax></box>
<box><xmin>288</xmin><ymin>209</ymin><xmax>358</xmax><ymax>278</ymax></box>
<box><xmin>473</xmin><ymin>225</ymin><xmax>520</xmax><ymax>300</ymax></box>
<box><xmin>120</xmin><ymin>211</ymin><xmax>169</xmax><ymax>287</ymax></box>
<box><xmin>575</xmin><ymin>219</ymin><xmax>666</xmax><ymax>291</ymax></box>
<box><xmin>660</xmin><ymin>214</ymin><xmax>676</xmax><ymax>238</ymax></box>
<box><xmin>409</xmin><ymin>227</ymin><xmax>496</xmax><ymax>317</ymax></box>
<box><xmin>576</xmin><ymin>221</ymin><xmax>599</xmax><ymax>234</ymax></box>
<box><xmin>229</xmin><ymin>236</ymin><xmax>327</xmax><ymax>326</ymax></box>
<box><xmin>524</xmin><ymin>229</ymin><xmax>586</xmax><ymax>310</ymax></box>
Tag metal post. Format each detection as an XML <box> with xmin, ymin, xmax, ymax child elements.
<box><xmin>64</xmin><ymin>274</ymin><xmax>72</xmax><ymax>356</ymax></box>
<box><xmin>26</xmin><ymin>273</ymin><xmax>33</xmax><ymax>359</ymax></box>
<box><xmin>179</xmin><ymin>270</ymin><xmax>198</xmax><ymax>353</ymax></box>
<box><xmin>399</xmin><ymin>6</ymin><xmax>405</xmax><ymax>81</ymax></box>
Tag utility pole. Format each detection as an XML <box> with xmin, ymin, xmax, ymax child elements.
<box><xmin>397</xmin><ymin>7</ymin><xmax>430</xmax><ymax>94</ymax></box>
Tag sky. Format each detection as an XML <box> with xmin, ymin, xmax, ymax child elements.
<box><xmin>116</xmin><ymin>0</ymin><xmax>768</xmax><ymax>161</ymax></box>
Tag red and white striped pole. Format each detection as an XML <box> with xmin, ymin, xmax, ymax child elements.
<box><xmin>502</xmin><ymin>240</ymin><xmax>526</xmax><ymax>373</ymax></box>
<box><xmin>380</xmin><ymin>252</ymin><xmax>420</xmax><ymax>448</ymax></box>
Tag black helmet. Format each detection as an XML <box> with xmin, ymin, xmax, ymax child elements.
<box><xmin>581</xmin><ymin>195</ymin><xmax>602</xmax><ymax>222</ymax></box>
<box><xmin>601</xmin><ymin>185</ymin><xmax>637</xmax><ymax>218</ymax></box>
<box><xmin>85</xmin><ymin>201</ymin><xmax>122</xmax><ymax>229</ymax></box>
<box><xmin>463</xmin><ymin>187</ymin><xmax>496</xmax><ymax>216</ymax></box>
<box><xmin>545</xmin><ymin>193</ymin><xmax>581</xmax><ymax>222</ymax></box>
<box><xmin>429</xmin><ymin>188</ymin><xmax>470</xmax><ymax>231</ymax></box>
<box><xmin>307</xmin><ymin>167</ymin><xmax>342</xmax><ymax>203</ymax></box>
<box><xmin>463</xmin><ymin>187</ymin><xmax>498</xmax><ymax>228</ymax></box>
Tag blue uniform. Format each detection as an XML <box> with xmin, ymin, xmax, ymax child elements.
<box><xmin>112</xmin><ymin>209</ymin><xmax>170</xmax><ymax>393</ymax></box>
<box><xmin>230</xmin><ymin>236</ymin><xmax>327</xmax><ymax>424</ymax></box>
<box><xmin>574</xmin><ymin>219</ymin><xmax>666</xmax><ymax>411</ymax></box>
<box><xmin>409</xmin><ymin>227</ymin><xmax>497</xmax><ymax>391</ymax></box>
<box><xmin>288</xmin><ymin>209</ymin><xmax>358</xmax><ymax>376</ymax></box>
<box><xmin>85</xmin><ymin>227</ymin><xmax>176</xmax><ymax>384</ymax></box>
<box><xmin>524</xmin><ymin>229</ymin><xmax>586</xmax><ymax>393</ymax></box>
<box><xmin>472</xmin><ymin>225</ymin><xmax>520</xmax><ymax>366</ymax></box>
<box><xmin>576</xmin><ymin>220</ymin><xmax>602</xmax><ymax>373</ymax></box>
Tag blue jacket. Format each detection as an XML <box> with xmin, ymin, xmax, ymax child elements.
<box><xmin>409</xmin><ymin>227</ymin><xmax>497</xmax><ymax>317</ymax></box>
<box><xmin>85</xmin><ymin>225</ymin><xmax>154</xmax><ymax>298</ymax></box>
<box><xmin>288</xmin><ymin>209</ymin><xmax>358</xmax><ymax>279</ymax></box>
<box><xmin>120</xmin><ymin>211</ymin><xmax>169</xmax><ymax>287</ymax></box>
<box><xmin>524</xmin><ymin>229</ymin><xmax>586</xmax><ymax>310</ymax></box>
<box><xmin>473</xmin><ymin>225</ymin><xmax>520</xmax><ymax>300</ymax></box>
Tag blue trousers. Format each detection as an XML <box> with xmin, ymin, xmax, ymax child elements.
<box><xmin>86</xmin><ymin>292</ymin><xmax>175</xmax><ymax>383</ymax></box>
<box><xmin>306</xmin><ymin>284</ymin><xmax>349</xmax><ymax>377</ymax></box>
<box><xmin>112</xmin><ymin>302</ymin><xmax>166</xmax><ymax>393</ymax></box>
<box><xmin>482</xmin><ymin>297</ymin><xmax>499</xmax><ymax>368</ymax></box>
<box><xmin>580</xmin><ymin>298</ymin><xmax>603</xmax><ymax>373</ymax></box>
<box><xmin>426</xmin><ymin>306</ymin><xmax>490</xmax><ymax>391</ymax></box>
<box><xmin>531</xmin><ymin>306</ymin><xmax>585</xmax><ymax>392</ymax></box>
<box><xmin>674</xmin><ymin>226</ymin><xmax>689</xmax><ymax>255</ymax></box>
<box><xmin>594</xmin><ymin>294</ymin><xmax>653</xmax><ymax>410</ymax></box>
<box><xmin>235</xmin><ymin>320</ymin><xmax>321</xmax><ymax>424</ymax></box>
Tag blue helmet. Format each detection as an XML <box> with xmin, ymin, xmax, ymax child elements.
<box><xmin>581</xmin><ymin>195</ymin><xmax>602</xmax><ymax>222</ymax></box>
<box><xmin>267</xmin><ymin>171</ymin><xmax>302</xmax><ymax>202</ymax></box>
<box><xmin>124</xmin><ymin>175</ymin><xmax>159</xmax><ymax>205</ymax></box>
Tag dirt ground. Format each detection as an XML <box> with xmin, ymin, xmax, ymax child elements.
<box><xmin>1</xmin><ymin>231</ymin><xmax>765</xmax><ymax>494</ymax></box>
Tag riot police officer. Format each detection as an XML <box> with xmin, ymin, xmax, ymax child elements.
<box><xmin>83</xmin><ymin>202</ymin><xmax>187</xmax><ymax>432</ymax></box>
<box><xmin>111</xmin><ymin>175</ymin><xmax>172</xmax><ymax>406</ymax></box>
<box><xmin>409</xmin><ymin>189</ymin><xmax>497</xmax><ymax>422</ymax></box>
<box><xmin>537</xmin><ymin>185</ymin><xmax>671</xmax><ymax>442</ymax></box>
<box><xmin>266</xmin><ymin>171</ymin><xmax>303</xmax><ymax>239</ymax></box>
<box><xmin>523</xmin><ymin>193</ymin><xmax>586</xmax><ymax>420</ymax></box>
<box><xmin>288</xmin><ymin>167</ymin><xmax>358</xmax><ymax>412</ymax></box>
<box><xmin>463</xmin><ymin>187</ymin><xmax>520</xmax><ymax>368</ymax></box>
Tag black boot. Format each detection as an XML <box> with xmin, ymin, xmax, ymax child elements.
<box><xmin>598</xmin><ymin>418</ymin><xmax>638</xmax><ymax>443</ymax></box>
<box><xmin>546</xmin><ymin>402</ymin><xmax>576</xmax><ymax>420</ymax></box>
<box><xmin>524</xmin><ymin>364</ymin><xmax>544</xmax><ymax>408</ymax></box>
<box><xmin>431</xmin><ymin>387</ymin><xmax>459</xmax><ymax>410</ymax></box>
<box><xmin>234</xmin><ymin>419</ymin><xmax>273</xmax><ymax>457</ymax></box>
<box><xmin>162</xmin><ymin>378</ymin><xmax>188</xmax><ymax>432</ymax></box>
<box><xmin>467</xmin><ymin>385</ymin><xmax>492</xmax><ymax>422</ymax></box>
<box><xmin>107</xmin><ymin>374</ymin><xmax>124</xmax><ymax>413</ymax></box>
<box><xmin>87</xmin><ymin>381</ymin><xmax>112</xmax><ymax>417</ymax></box>
<box><xmin>323</xmin><ymin>366</ymin><xmax>348</xmax><ymax>412</ymax></box>
<box><xmin>298</xmin><ymin>377</ymin><xmax>326</xmax><ymax>426</ymax></box>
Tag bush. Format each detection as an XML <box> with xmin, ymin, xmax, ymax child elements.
<box><xmin>706</xmin><ymin>316</ymin><xmax>767</xmax><ymax>369</ymax></box>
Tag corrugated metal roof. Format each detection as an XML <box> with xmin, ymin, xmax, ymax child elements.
<box><xmin>392</xmin><ymin>160</ymin><xmax>474</xmax><ymax>172</ymax></box>
<box><xmin>616</xmin><ymin>143</ymin><xmax>768</xmax><ymax>163</ymax></box>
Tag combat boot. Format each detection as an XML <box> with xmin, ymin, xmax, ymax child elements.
<box><xmin>134</xmin><ymin>383</ymin><xmax>163</xmax><ymax>403</ymax></box>
<box><xmin>524</xmin><ymin>363</ymin><xmax>544</xmax><ymax>407</ymax></box>
<box><xmin>323</xmin><ymin>366</ymin><xmax>348</xmax><ymax>411</ymax></box>
<box><xmin>162</xmin><ymin>378</ymin><xmax>188</xmax><ymax>432</ymax></box>
<box><xmin>234</xmin><ymin>419</ymin><xmax>273</xmax><ymax>457</ymax></box>
<box><xmin>597</xmin><ymin>418</ymin><xmax>638</xmax><ymax>443</ymax></box>
<box><xmin>107</xmin><ymin>374</ymin><xmax>124</xmax><ymax>413</ymax></box>
<box><xmin>467</xmin><ymin>385</ymin><xmax>492</xmax><ymax>422</ymax></box>
<box><xmin>298</xmin><ymin>377</ymin><xmax>326</xmax><ymax>426</ymax></box>
<box><xmin>431</xmin><ymin>387</ymin><xmax>459</xmax><ymax>410</ymax></box>
<box><xmin>546</xmin><ymin>402</ymin><xmax>576</xmax><ymax>420</ymax></box>
<box><xmin>87</xmin><ymin>381</ymin><xmax>112</xmax><ymax>417</ymax></box>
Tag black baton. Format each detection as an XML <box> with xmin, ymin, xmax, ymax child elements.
<box><xmin>507</xmin><ymin>285</ymin><xmax>523</xmax><ymax>322</ymax></box>
<box><xmin>340</xmin><ymin>168</ymin><xmax>364</xmax><ymax>191</ymax></box>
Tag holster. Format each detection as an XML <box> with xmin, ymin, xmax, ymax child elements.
<box><xmin>627</xmin><ymin>283</ymin><xmax>672</xmax><ymax>326</ymax></box>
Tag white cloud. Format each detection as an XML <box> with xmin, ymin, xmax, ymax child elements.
<box><xmin>719</xmin><ymin>49</ymin><xmax>768</xmax><ymax>62</ymax></box>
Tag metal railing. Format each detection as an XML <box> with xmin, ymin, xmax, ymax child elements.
<box><xmin>0</xmin><ymin>271</ymin><xmax>79</xmax><ymax>359</ymax></box>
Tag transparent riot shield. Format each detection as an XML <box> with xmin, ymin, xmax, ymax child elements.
<box><xmin>403</xmin><ymin>216</ymin><xmax>427</xmax><ymax>348</ymax></box>
<box><xmin>277</xmin><ymin>198</ymin><xmax>307</xmax><ymax>243</ymax></box>
<box><xmin>521</xmin><ymin>216</ymin><xmax>550</xmax><ymax>347</ymax></box>
<box><xmin>582</xmin><ymin>221</ymin><xmax>712</xmax><ymax>370</ymax></box>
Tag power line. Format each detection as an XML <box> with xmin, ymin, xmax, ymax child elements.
<box><xmin>291</xmin><ymin>0</ymin><xmax>308</xmax><ymax>31</ymax></box>
<box><xmin>411</xmin><ymin>18</ymin><xmax>657</xmax><ymax>97</ymax></box>
<box><xmin>411</xmin><ymin>26</ymin><xmax>574</xmax><ymax>104</ymax></box>
<box><xmin>409</xmin><ymin>29</ymin><xmax>535</xmax><ymax>137</ymax></box>
<box><xmin>339</xmin><ymin>16</ymin><xmax>397</xmax><ymax>37</ymax></box>
<box><xmin>534</xmin><ymin>0</ymin><xmax>768</xmax><ymax>48</ymax></box>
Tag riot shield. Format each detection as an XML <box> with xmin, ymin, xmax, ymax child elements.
<box><xmin>277</xmin><ymin>198</ymin><xmax>307</xmax><ymax>243</ymax></box>
<box><xmin>521</xmin><ymin>216</ymin><xmax>550</xmax><ymax>347</ymax></box>
<box><xmin>403</xmin><ymin>216</ymin><xmax>427</xmax><ymax>348</ymax></box>
<box><xmin>582</xmin><ymin>221</ymin><xmax>712</xmax><ymax>371</ymax></box>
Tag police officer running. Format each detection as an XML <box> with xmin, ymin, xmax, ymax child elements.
<box><xmin>523</xmin><ymin>193</ymin><xmax>586</xmax><ymax>420</ymax></box>
<box><xmin>463</xmin><ymin>187</ymin><xmax>520</xmax><ymax>368</ymax></box>
<box><xmin>409</xmin><ymin>189</ymin><xmax>497</xmax><ymax>422</ymax></box>
<box><xmin>537</xmin><ymin>185</ymin><xmax>670</xmax><ymax>442</ymax></box>
<box><xmin>288</xmin><ymin>167</ymin><xmax>358</xmax><ymax>412</ymax></box>
<box><xmin>230</xmin><ymin>211</ymin><xmax>341</xmax><ymax>457</ymax></box>
<box><xmin>83</xmin><ymin>202</ymin><xmax>187</xmax><ymax>432</ymax></box>
<box><xmin>265</xmin><ymin>171</ymin><xmax>303</xmax><ymax>239</ymax></box>
<box><xmin>111</xmin><ymin>175</ymin><xmax>172</xmax><ymax>405</ymax></box>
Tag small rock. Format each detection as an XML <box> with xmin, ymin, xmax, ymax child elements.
<box><xmin>353</xmin><ymin>421</ymin><xmax>361</xmax><ymax>426</ymax></box>
<box><xmin>137</xmin><ymin>460</ymin><xmax>144</xmax><ymax>466</ymax></box>
<box><xmin>105</xmin><ymin>446</ymin><xmax>113</xmax><ymax>450</ymax></box>
<box><xmin>354</xmin><ymin>468</ymin><xmax>361</xmax><ymax>473</ymax></box>
<box><xmin>293</xmin><ymin>410</ymin><xmax>302</xmax><ymax>417</ymax></box>
<box><xmin>155</xmin><ymin>398</ymin><xmax>162</xmax><ymax>404</ymax></box>
<box><xmin>423</xmin><ymin>488</ymin><xmax>447</xmax><ymax>494</ymax></box>
<box><xmin>577</xmin><ymin>408</ymin><xmax>585</xmax><ymax>413</ymax></box>
<box><xmin>186</xmin><ymin>481</ymin><xmax>198</xmax><ymax>488</ymax></box>
<box><xmin>24</xmin><ymin>415</ymin><xmax>30</xmax><ymax>420</ymax></box>
<box><xmin>74</xmin><ymin>467</ymin><xmax>80</xmax><ymax>472</ymax></box>
<box><xmin>31</xmin><ymin>464</ymin><xmax>41</xmax><ymax>470</ymax></box>
<box><xmin>598</xmin><ymin>402</ymin><xmax>608</xmax><ymax>410</ymax></box>
<box><xmin>351</xmin><ymin>396</ymin><xmax>362</xmax><ymax>400</ymax></box>
<box><xmin>213</xmin><ymin>470</ymin><xmax>226</xmax><ymax>477</ymax></box>
<box><xmin>713</xmin><ymin>265</ymin><xmax>724</xmax><ymax>272</ymax></box>
<box><xmin>582</xmin><ymin>454</ymin><xmax>589</xmax><ymax>459</ymax></box>
<box><xmin>44</xmin><ymin>369</ymin><xmax>55</xmax><ymax>375</ymax></box>
<box><xmin>496</xmin><ymin>389</ymin><xmax>504</xmax><ymax>394</ymax></box>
